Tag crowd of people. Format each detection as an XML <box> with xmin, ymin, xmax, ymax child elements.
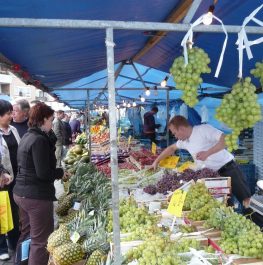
<box><xmin>0</xmin><ymin>99</ymin><xmax>83</xmax><ymax>265</ymax></box>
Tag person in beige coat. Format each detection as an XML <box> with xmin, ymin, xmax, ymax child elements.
<box><xmin>0</xmin><ymin>100</ymin><xmax>20</xmax><ymax>261</ymax></box>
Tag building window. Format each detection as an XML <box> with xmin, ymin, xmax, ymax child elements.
<box><xmin>14</xmin><ymin>87</ymin><xmax>31</xmax><ymax>98</ymax></box>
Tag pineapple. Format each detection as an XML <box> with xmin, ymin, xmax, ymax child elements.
<box><xmin>53</xmin><ymin>242</ymin><xmax>85</xmax><ymax>265</ymax></box>
<box><xmin>55</xmin><ymin>193</ymin><xmax>76</xmax><ymax>216</ymax></box>
<box><xmin>85</xmin><ymin>249</ymin><xmax>106</xmax><ymax>265</ymax></box>
<box><xmin>58</xmin><ymin>192</ymin><xmax>68</xmax><ymax>205</ymax></box>
<box><xmin>58</xmin><ymin>209</ymin><xmax>78</xmax><ymax>224</ymax></box>
<box><xmin>47</xmin><ymin>226</ymin><xmax>70</xmax><ymax>254</ymax></box>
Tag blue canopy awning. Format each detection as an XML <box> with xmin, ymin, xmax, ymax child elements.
<box><xmin>0</xmin><ymin>0</ymin><xmax>262</xmax><ymax>109</ymax></box>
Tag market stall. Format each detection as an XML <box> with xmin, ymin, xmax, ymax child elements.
<box><xmin>0</xmin><ymin>1</ymin><xmax>263</xmax><ymax>264</ymax></box>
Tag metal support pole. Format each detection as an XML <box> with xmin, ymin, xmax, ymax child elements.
<box><xmin>87</xmin><ymin>90</ymin><xmax>92</xmax><ymax>155</ymax></box>
<box><xmin>106</xmin><ymin>27</ymin><xmax>121</xmax><ymax>264</ymax></box>
<box><xmin>166</xmin><ymin>89</ymin><xmax>170</xmax><ymax>147</ymax></box>
<box><xmin>183</xmin><ymin>0</ymin><xmax>203</xmax><ymax>23</ymax></box>
<box><xmin>131</xmin><ymin>62</ymin><xmax>147</xmax><ymax>88</ymax></box>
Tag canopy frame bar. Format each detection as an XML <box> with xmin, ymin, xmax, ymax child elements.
<box><xmin>0</xmin><ymin>18</ymin><xmax>262</xmax><ymax>34</ymax></box>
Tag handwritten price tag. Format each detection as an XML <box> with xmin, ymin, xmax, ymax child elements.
<box><xmin>159</xmin><ymin>156</ymin><xmax>179</xmax><ymax>169</ymax></box>
<box><xmin>167</xmin><ymin>189</ymin><xmax>187</xmax><ymax>217</ymax></box>
<box><xmin>128</xmin><ymin>135</ymin><xmax>132</xmax><ymax>146</ymax></box>
<box><xmin>70</xmin><ymin>231</ymin><xmax>80</xmax><ymax>243</ymax></box>
<box><xmin>151</xmin><ymin>142</ymin><xmax>157</xmax><ymax>155</ymax></box>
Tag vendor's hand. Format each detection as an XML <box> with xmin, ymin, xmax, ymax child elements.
<box><xmin>196</xmin><ymin>151</ymin><xmax>210</xmax><ymax>161</ymax></box>
<box><xmin>150</xmin><ymin>161</ymin><xmax>159</xmax><ymax>171</ymax></box>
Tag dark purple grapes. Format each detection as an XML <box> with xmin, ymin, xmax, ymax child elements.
<box><xmin>143</xmin><ymin>168</ymin><xmax>220</xmax><ymax>195</ymax></box>
<box><xmin>143</xmin><ymin>185</ymin><xmax>157</xmax><ymax>195</ymax></box>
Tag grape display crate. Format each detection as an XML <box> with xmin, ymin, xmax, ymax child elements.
<box><xmin>188</xmin><ymin>221</ymin><xmax>263</xmax><ymax>265</ymax></box>
<box><xmin>197</xmin><ymin>177</ymin><xmax>232</xmax><ymax>196</ymax></box>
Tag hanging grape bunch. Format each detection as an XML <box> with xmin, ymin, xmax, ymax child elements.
<box><xmin>216</xmin><ymin>77</ymin><xmax>261</xmax><ymax>151</ymax></box>
<box><xmin>251</xmin><ymin>60</ymin><xmax>263</xmax><ymax>88</ymax></box>
<box><xmin>170</xmin><ymin>47</ymin><xmax>211</xmax><ymax>107</ymax></box>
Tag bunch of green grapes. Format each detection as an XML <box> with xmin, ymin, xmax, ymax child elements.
<box><xmin>251</xmin><ymin>60</ymin><xmax>263</xmax><ymax>87</ymax></box>
<box><xmin>173</xmin><ymin>238</ymin><xmax>201</xmax><ymax>253</ymax></box>
<box><xmin>215</xmin><ymin>77</ymin><xmax>261</xmax><ymax>151</ymax></box>
<box><xmin>219</xmin><ymin>212</ymin><xmax>262</xmax><ymax>257</ymax></box>
<box><xmin>205</xmin><ymin>206</ymin><xmax>233</xmax><ymax>230</ymax></box>
<box><xmin>107</xmin><ymin>197</ymin><xmax>157</xmax><ymax>234</ymax></box>
<box><xmin>220</xmin><ymin>237</ymin><xmax>239</xmax><ymax>255</ymax></box>
<box><xmin>124</xmin><ymin>236</ymin><xmax>186</xmax><ymax>265</ymax></box>
<box><xmin>170</xmin><ymin>47</ymin><xmax>211</xmax><ymax>107</ymax></box>
<box><xmin>237</xmin><ymin>230</ymin><xmax>263</xmax><ymax>258</ymax></box>
<box><xmin>187</xmin><ymin>199</ymin><xmax>220</xmax><ymax>221</ymax></box>
<box><xmin>179</xmin><ymin>224</ymin><xmax>196</xmax><ymax>233</ymax></box>
<box><xmin>183</xmin><ymin>183</ymin><xmax>211</xmax><ymax>211</ymax></box>
<box><xmin>123</xmin><ymin>225</ymin><xmax>162</xmax><ymax>241</ymax></box>
<box><xmin>124</xmin><ymin>236</ymin><xmax>202</xmax><ymax>265</ymax></box>
<box><xmin>222</xmin><ymin>212</ymin><xmax>259</xmax><ymax>238</ymax></box>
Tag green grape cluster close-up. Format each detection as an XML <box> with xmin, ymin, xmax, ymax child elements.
<box><xmin>251</xmin><ymin>60</ymin><xmax>263</xmax><ymax>87</ymax></box>
<box><xmin>170</xmin><ymin>47</ymin><xmax>211</xmax><ymax>107</ymax></box>
<box><xmin>183</xmin><ymin>183</ymin><xmax>212</xmax><ymax>211</ymax></box>
<box><xmin>205</xmin><ymin>207</ymin><xmax>263</xmax><ymax>258</ymax></box>
<box><xmin>187</xmin><ymin>199</ymin><xmax>220</xmax><ymax>221</ymax></box>
<box><xmin>124</xmin><ymin>236</ymin><xmax>201</xmax><ymax>265</ymax></box>
<box><xmin>215</xmin><ymin>77</ymin><xmax>262</xmax><ymax>151</ymax></box>
<box><xmin>107</xmin><ymin>197</ymin><xmax>157</xmax><ymax>235</ymax></box>
<box><xmin>123</xmin><ymin>225</ymin><xmax>162</xmax><ymax>241</ymax></box>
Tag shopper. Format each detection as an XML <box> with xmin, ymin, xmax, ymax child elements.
<box><xmin>13</xmin><ymin>103</ymin><xmax>64</xmax><ymax>265</ymax></box>
<box><xmin>70</xmin><ymin>113</ymin><xmax>81</xmax><ymax>138</ymax></box>
<box><xmin>11</xmin><ymin>99</ymin><xmax>30</xmax><ymax>138</ymax></box>
<box><xmin>143</xmin><ymin>106</ymin><xmax>160</xmax><ymax>143</ymax></box>
<box><xmin>53</xmin><ymin>110</ymin><xmax>65</xmax><ymax>167</ymax></box>
<box><xmin>151</xmin><ymin>115</ymin><xmax>251</xmax><ymax>207</ymax></box>
<box><xmin>0</xmin><ymin>100</ymin><xmax>20</xmax><ymax>261</ymax></box>
<box><xmin>62</xmin><ymin>113</ymin><xmax>72</xmax><ymax>155</ymax></box>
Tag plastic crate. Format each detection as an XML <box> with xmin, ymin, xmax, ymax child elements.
<box><xmin>239</xmin><ymin>164</ymin><xmax>256</xmax><ymax>194</ymax></box>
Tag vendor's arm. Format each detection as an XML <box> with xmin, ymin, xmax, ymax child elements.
<box><xmin>196</xmin><ymin>134</ymin><xmax>226</xmax><ymax>161</ymax></box>
<box><xmin>151</xmin><ymin>143</ymin><xmax>177</xmax><ymax>170</ymax></box>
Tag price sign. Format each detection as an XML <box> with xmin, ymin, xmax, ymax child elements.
<box><xmin>70</xmin><ymin>231</ymin><xmax>80</xmax><ymax>243</ymax></box>
<box><xmin>128</xmin><ymin>135</ymin><xmax>132</xmax><ymax>146</ymax></box>
<box><xmin>177</xmin><ymin>161</ymin><xmax>194</xmax><ymax>172</ymax></box>
<box><xmin>117</xmin><ymin>127</ymin><xmax>121</xmax><ymax>144</ymax></box>
<box><xmin>159</xmin><ymin>156</ymin><xmax>179</xmax><ymax>169</ymax></box>
<box><xmin>167</xmin><ymin>189</ymin><xmax>187</xmax><ymax>217</ymax></box>
<box><xmin>73</xmin><ymin>202</ymin><xmax>81</xmax><ymax>211</ymax></box>
<box><xmin>151</xmin><ymin>142</ymin><xmax>157</xmax><ymax>155</ymax></box>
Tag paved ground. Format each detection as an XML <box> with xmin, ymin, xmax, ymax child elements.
<box><xmin>0</xmin><ymin>252</ymin><xmax>14</xmax><ymax>265</ymax></box>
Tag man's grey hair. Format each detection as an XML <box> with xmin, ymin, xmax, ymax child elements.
<box><xmin>15</xmin><ymin>99</ymin><xmax>30</xmax><ymax>112</ymax></box>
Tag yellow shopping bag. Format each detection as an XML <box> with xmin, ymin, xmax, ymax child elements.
<box><xmin>0</xmin><ymin>191</ymin><xmax>14</xmax><ymax>234</ymax></box>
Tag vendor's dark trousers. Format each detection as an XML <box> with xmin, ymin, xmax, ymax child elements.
<box><xmin>218</xmin><ymin>160</ymin><xmax>251</xmax><ymax>204</ymax></box>
<box><xmin>144</xmin><ymin>133</ymin><xmax>157</xmax><ymax>144</ymax></box>
<box><xmin>0</xmin><ymin>189</ymin><xmax>20</xmax><ymax>255</ymax></box>
<box><xmin>14</xmin><ymin>195</ymin><xmax>54</xmax><ymax>265</ymax></box>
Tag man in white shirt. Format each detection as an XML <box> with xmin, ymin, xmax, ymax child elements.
<box><xmin>151</xmin><ymin>115</ymin><xmax>251</xmax><ymax>207</ymax></box>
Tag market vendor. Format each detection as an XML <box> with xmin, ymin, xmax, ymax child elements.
<box><xmin>143</xmin><ymin>106</ymin><xmax>160</xmax><ymax>143</ymax></box>
<box><xmin>151</xmin><ymin>115</ymin><xmax>251</xmax><ymax>207</ymax></box>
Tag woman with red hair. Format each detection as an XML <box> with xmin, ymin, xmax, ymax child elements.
<box><xmin>13</xmin><ymin>103</ymin><xmax>64</xmax><ymax>265</ymax></box>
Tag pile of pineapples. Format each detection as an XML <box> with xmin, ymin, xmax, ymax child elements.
<box><xmin>48</xmin><ymin>162</ymin><xmax>112</xmax><ymax>265</ymax></box>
